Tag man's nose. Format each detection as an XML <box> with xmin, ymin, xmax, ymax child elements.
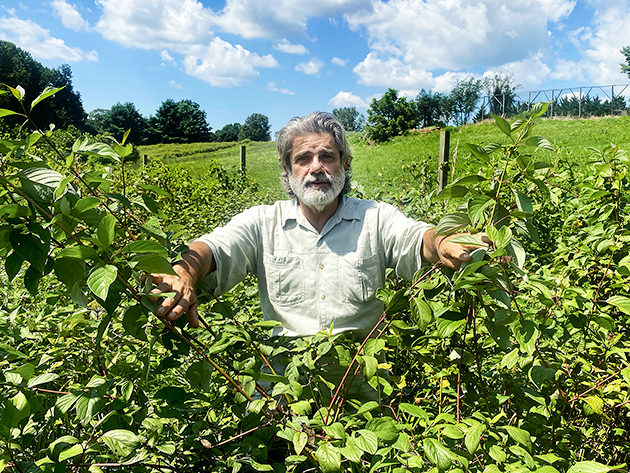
<box><xmin>310</xmin><ymin>156</ymin><xmax>323</xmax><ymax>172</ymax></box>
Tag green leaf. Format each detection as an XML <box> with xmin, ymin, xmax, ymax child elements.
<box><xmin>449</xmin><ymin>235</ymin><xmax>486</xmax><ymax>246</ymax></box>
<box><xmin>583</xmin><ymin>395</ymin><xmax>604</xmax><ymax>416</ymax></box>
<box><xmin>435</xmin><ymin>213</ymin><xmax>471</xmax><ymax>237</ymax></box>
<box><xmin>492</xmin><ymin>114</ymin><xmax>512</xmax><ymax>137</ymax></box>
<box><xmin>567</xmin><ymin>461</ymin><xmax>615</xmax><ymax>473</ymax></box>
<box><xmin>138</xmin><ymin>183</ymin><xmax>171</xmax><ymax>197</ymax></box>
<box><xmin>524</xmin><ymin>136</ymin><xmax>554</xmax><ymax>151</ymax></box>
<box><xmin>513</xmin><ymin>190</ymin><xmax>533</xmax><ymax>215</ymax></box>
<box><xmin>186</xmin><ymin>360</ymin><xmax>213</xmax><ymax>392</ymax></box>
<box><xmin>607</xmin><ymin>296</ymin><xmax>630</xmax><ymax>315</ymax></box>
<box><xmin>87</xmin><ymin>264</ymin><xmax>118</xmax><ymax>300</ymax></box>
<box><xmin>356</xmin><ymin>430</ymin><xmax>378</xmax><ymax>454</ymax></box>
<box><xmin>465</xmin><ymin>422</ymin><xmax>485</xmax><ymax>455</ymax></box>
<box><xmin>514</xmin><ymin>319</ymin><xmax>538</xmax><ymax>356</ymax></box>
<box><xmin>486</xmin><ymin>225</ymin><xmax>513</xmax><ymax>249</ymax></box>
<box><xmin>9</xmin><ymin>85</ymin><xmax>25</xmax><ymax>101</ymax></box>
<box><xmin>57</xmin><ymin>245</ymin><xmax>98</xmax><ymax>261</ymax></box>
<box><xmin>315</xmin><ymin>443</ymin><xmax>341</xmax><ymax>473</ymax></box>
<box><xmin>97</xmin><ymin>213</ymin><xmax>116</xmax><ymax>250</ymax></box>
<box><xmin>30</xmin><ymin>86</ymin><xmax>64</xmax><ymax>109</ymax></box>
<box><xmin>468</xmin><ymin>195</ymin><xmax>494</xmax><ymax>225</ymax></box>
<box><xmin>423</xmin><ymin>438</ymin><xmax>452</xmax><ymax>470</ymax></box>
<box><xmin>435</xmin><ymin>185</ymin><xmax>469</xmax><ymax>200</ymax></box>
<box><xmin>466</xmin><ymin>143</ymin><xmax>490</xmax><ymax>162</ymax></box>
<box><xmin>131</xmin><ymin>254</ymin><xmax>177</xmax><ymax>275</ymax></box>
<box><xmin>27</xmin><ymin>372</ymin><xmax>59</xmax><ymax>388</ymax></box>
<box><xmin>411</xmin><ymin>297</ymin><xmax>433</xmax><ymax>332</ymax></box>
<box><xmin>529</xmin><ymin>365</ymin><xmax>556</xmax><ymax>387</ymax></box>
<box><xmin>5</xmin><ymin>252</ymin><xmax>23</xmax><ymax>281</ymax></box>
<box><xmin>358</xmin><ymin>355</ymin><xmax>378</xmax><ymax>380</ymax></box>
<box><xmin>0</xmin><ymin>108</ymin><xmax>20</xmax><ymax>117</ymax></box>
<box><xmin>122</xmin><ymin>304</ymin><xmax>148</xmax><ymax>341</ymax></box>
<box><xmin>365</xmin><ymin>417</ymin><xmax>399</xmax><ymax>441</ymax></box>
<box><xmin>293</xmin><ymin>431</ymin><xmax>308</xmax><ymax>455</ymax></box>
<box><xmin>101</xmin><ymin>429</ymin><xmax>141</xmax><ymax>457</ymax></box>
<box><xmin>530</xmin><ymin>102</ymin><xmax>550</xmax><ymax>118</ymax></box>
<box><xmin>503</xmin><ymin>425</ymin><xmax>532</xmax><ymax>451</ymax></box>
<box><xmin>122</xmin><ymin>240</ymin><xmax>168</xmax><ymax>256</ymax></box>
<box><xmin>54</xmin><ymin>258</ymin><xmax>85</xmax><ymax>289</ymax></box>
<box><xmin>340</xmin><ymin>436</ymin><xmax>363</xmax><ymax>463</ymax></box>
<box><xmin>2</xmin><ymin>392</ymin><xmax>30</xmax><ymax>428</ymax></box>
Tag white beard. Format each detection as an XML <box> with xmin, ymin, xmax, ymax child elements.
<box><xmin>289</xmin><ymin>168</ymin><xmax>346</xmax><ymax>211</ymax></box>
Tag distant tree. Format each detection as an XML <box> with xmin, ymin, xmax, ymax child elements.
<box><xmin>365</xmin><ymin>88</ymin><xmax>418</xmax><ymax>142</ymax></box>
<box><xmin>332</xmin><ymin>107</ymin><xmax>365</xmax><ymax>132</ymax></box>
<box><xmin>153</xmin><ymin>99</ymin><xmax>212</xmax><ymax>143</ymax></box>
<box><xmin>86</xmin><ymin>108</ymin><xmax>109</xmax><ymax>134</ymax></box>
<box><xmin>449</xmin><ymin>78</ymin><xmax>483</xmax><ymax>125</ymax></box>
<box><xmin>99</xmin><ymin>102</ymin><xmax>146</xmax><ymax>144</ymax></box>
<box><xmin>216</xmin><ymin>123</ymin><xmax>242</xmax><ymax>142</ymax></box>
<box><xmin>0</xmin><ymin>41</ymin><xmax>87</xmax><ymax>130</ymax></box>
<box><xmin>482</xmin><ymin>74</ymin><xmax>521</xmax><ymax>117</ymax></box>
<box><xmin>415</xmin><ymin>89</ymin><xmax>452</xmax><ymax>127</ymax></box>
<box><xmin>621</xmin><ymin>46</ymin><xmax>630</xmax><ymax>78</ymax></box>
<box><xmin>238</xmin><ymin>113</ymin><xmax>271</xmax><ymax>141</ymax></box>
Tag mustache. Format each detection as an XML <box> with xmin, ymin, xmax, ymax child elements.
<box><xmin>304</xmin><ymin>172</ymin><xmax>331</xmax><ymax>185</ymax></box>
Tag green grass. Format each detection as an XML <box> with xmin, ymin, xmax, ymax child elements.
<box><xmin>136</xmin><ymin>115</ymin><xmax>630</xmax><ymax>199</ymax></box>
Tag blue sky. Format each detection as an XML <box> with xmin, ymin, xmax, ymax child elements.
<box><xmin>1</xmin><ymin>0</ymin><xmax>630</xmax><ymax>134</ymax></box>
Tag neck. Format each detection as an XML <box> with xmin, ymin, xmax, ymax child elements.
<box><xmin>299</xmin><ymin>196</ymin><xmax>341</xmax><ymax>232</ymax></box>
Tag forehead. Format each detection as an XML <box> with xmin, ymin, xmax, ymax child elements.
<box><xmin>290</xmin><ymin>133</ymin><xmax>338</xmax><ymax>160</ymax></box>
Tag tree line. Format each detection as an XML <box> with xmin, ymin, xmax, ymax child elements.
<box><xmin>0</xmin><ymin>41</ymin><xmax>271</xmax><ymax>145</ymax></box>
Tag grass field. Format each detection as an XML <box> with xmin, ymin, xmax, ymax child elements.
<box><xmin>137</xmin><ymin>114</ymin><xmax>630</xmax><ymax>198</ymax></box>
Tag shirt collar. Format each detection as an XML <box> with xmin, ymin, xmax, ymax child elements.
<box><xmin>280</xmin><ymin>195</ymin><xmax>363</xmax><ymax>229</ymax></box>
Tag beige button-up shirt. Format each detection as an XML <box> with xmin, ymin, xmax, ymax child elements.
<box><xmin>196</xmin><ymin>196</ymin><xmax>431</xmax><ymax>338</ymax></box>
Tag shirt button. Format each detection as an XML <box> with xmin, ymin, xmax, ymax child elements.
<box><xmin>321</xmin><ymin>294</ymin><xmax>326</xmax><ymax>300</ymax></box>
<box><xmin>319</xmin><ymin>264</ymin><xmax>324</xmax><ymax>270</ymax></box>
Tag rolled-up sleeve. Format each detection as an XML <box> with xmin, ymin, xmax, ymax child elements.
<box><xmin>194</xmin><ymin>207</ymin><xmax>261</xmax><ymax>295</ymax></box>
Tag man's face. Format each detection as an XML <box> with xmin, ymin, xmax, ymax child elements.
<box><xmin>286</xmin><ymin>133</ymin><xmax>346</xmax><ymax>211</ymax></box>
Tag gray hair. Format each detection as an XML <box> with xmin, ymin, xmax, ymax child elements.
<box><xmin>276</xmin><ymin>111</ymin><xmax>353</xmax><ymax>198</ymax></box>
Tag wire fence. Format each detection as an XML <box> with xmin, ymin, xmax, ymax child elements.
<box><xmin>478</xmin><ymin>84</ymin><xmax>630</xmax><ymax>119</ymax></box>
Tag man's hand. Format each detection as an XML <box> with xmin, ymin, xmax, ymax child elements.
<box><xmin>148</xmin><ymin>241</ymin><xmax>214</xmax><ymax>328</ymax></box>
<box><xmin>423</xmin><ymin>228</ymin><xmax>491</xmax><ymax>270</ymax></box>
<box><xmin>150</xmin><ymin>270</ymin><xmax>200</xmax><ymax>328</ymax></box>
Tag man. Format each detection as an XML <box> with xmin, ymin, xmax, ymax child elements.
<box><xmin>151</xmin><ymin>111</ymin><xmax>485</xmax><ymax>338</ymax></box>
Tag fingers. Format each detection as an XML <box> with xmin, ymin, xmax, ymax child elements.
<box><xmin>147</xmin><ymin>274</ymin><xmax>198</xmax><ymax>327</ymax></box>
<box><xmin>437</xmin><ymin>233</ymin><xmax>490</xmax><ymax>269</ymax></box>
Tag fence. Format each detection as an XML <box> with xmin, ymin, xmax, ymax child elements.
<box><xmin>477</xmin><ymin>84</ymin><xmax>630</xmax><ymax>119</ymax></box>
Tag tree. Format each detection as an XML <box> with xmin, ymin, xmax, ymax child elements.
<box><xmin>153</xmin><ymin>99</ymin><xmax>212</xmax><ymax>143</ymax></box>
<box><xmin>482</xmin><ymin>74</ymin><xmax>521</xmax><ymax>117</ymax></box>
<box><xmin>365</xmin><ymin>88</ymin><xmax>418</xmax><ymax>142</ymax></box>
<box><xmin>449</xmin><ymin>78</ymin><xmax>483</xmax><ymax>125</ymax></box>
<box><xmin>621</xmin><ymin>46</ymin><xmax>630</xmax><ymax>78</ymax></box>
<box><xmin>216</xmin><ymin>123</ymin><xmax>242</xmax><ymax>142</ymax></box>
<box><xmin>416</xmin><ymin>89</ymin><xmax>452</xmax><ymax>127</ymax></box>
<box><xmin>99</xmin><ymin>102</ymin><xmax>146</xmax><ymax>144</ymax></box>
<box><xmin>0</xmin><ymin>41</ymin><xmax>87</xmax><ymax>130</ymax></box>
<box><xmin>238</xmin><ymin>113</ymin><xmax>271</xmax><ymax>141</ymax></box>
<box><xmin>332</xmin><ymin>107</ymin><xmax>365</xmax><ymax>132</ymax></box>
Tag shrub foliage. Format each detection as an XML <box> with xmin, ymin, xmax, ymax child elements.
<box><xmin>0</xmin><ymin>88</ymin><xmax>629</xmax><ymax>473</ymax></box>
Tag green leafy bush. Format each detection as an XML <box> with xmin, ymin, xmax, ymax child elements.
<box><xmin>0</xmin><ymin>88</ymin><xmax>628</xmax><ymax>472</ymax></box>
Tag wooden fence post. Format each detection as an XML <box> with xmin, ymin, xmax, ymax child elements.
<box><xmin>240</xmin><ymin>145</ymin><xmax>246</xmax><ymax>172</ymax></box>
<box><xmin>437</xmin><ymin>130</ymin><xmax>450</xmax><ymax>194</ymax></box>
<box><xmin>142</xmin><ymin>155</ymin><xmax>148</xmax><ymax>167</ymax></box>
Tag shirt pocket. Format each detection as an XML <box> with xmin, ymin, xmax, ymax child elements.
<box><xmin>263</xmin><ymin>254</ymin><xmax>305</xmax><ymax>306</ymax></box>
<box><xmin>342</xmin><ymin>254</ymin><xmax>382</xmax><ymax>303</ymax></box>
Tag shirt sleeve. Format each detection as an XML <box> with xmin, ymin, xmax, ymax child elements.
<box><xmin>378</xmin><ymin>202</ymin><xmax>433</xmax><ymax>281</ymax></box>
<box><xmin>194</xmin><ymin>207</ymin><xmax>261</xmax><ymax>295</ymax></box>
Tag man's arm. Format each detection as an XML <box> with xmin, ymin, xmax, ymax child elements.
<box><xmin>421</xmin><ymin>228</ymin><xmax>489</xmax><ymax>269</ymax></box>
<box><xmin>150</xmin><ymin>240</ymin><xmax>215</xmax><ymax>328</ymax></box>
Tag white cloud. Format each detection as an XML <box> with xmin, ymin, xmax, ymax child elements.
<box><xmin>51</xmin><ymin>0</ymin><xmax>90</xmax><ymax>32</ymax></box>
<box><xmin>0</xmin><ymin>16</ymin><xmax>97</xmax><ymax>61</ymax></box>
<box><xmin>182</xmin><ymin>37</ymin><xmax>278</xmax><ymax>87</ymax></box>
<box><xmin>328</xmin><ymin>91</ymin><xmax>368</xmax><ymax>108</ymax></box>
<box><xmin>95</xmin><ymin>0</ymin><xmax>214</xmax><ymax>49</ymax></box>
<box><xmin>267</xmin><ymin>82</ymin><xmax>295</xmax><ymax>95</ymax></box>
<box><xmin>353</xmin><ymin>53</ymin><xmax>435</xmax><ymax>88</ymax></box>
<box><xmin>273</xmin><ymin>38</ymin><xmax>308</xmax><ymax>54</ymax></box>
<box><xmin>95</xmin><ymin>0</ymin><xmax>279</xmax><ymax>87</ymax></box>
<box><xmin>210</xmin><ymin>0</ymin><xmax>373</xmax><ymax>39</ymax></box>
<box><xmin>295</xmin><ymin>57</ymin><xmax>324</xmax><ymax>76</ymax></box>
<box><xmin>168</xmin><ymin>79</ymin><xmax>183</xmax><ymax>89</ymax></box>
<box><xmin>331</xmin><ymin>57</ymin><xmax>347</xmax><ymax>66</ymax></box>
<box><xmin>161</xmin><ymin>49</ymin><xmax>176</xmax><ymax>66</ymax></box>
